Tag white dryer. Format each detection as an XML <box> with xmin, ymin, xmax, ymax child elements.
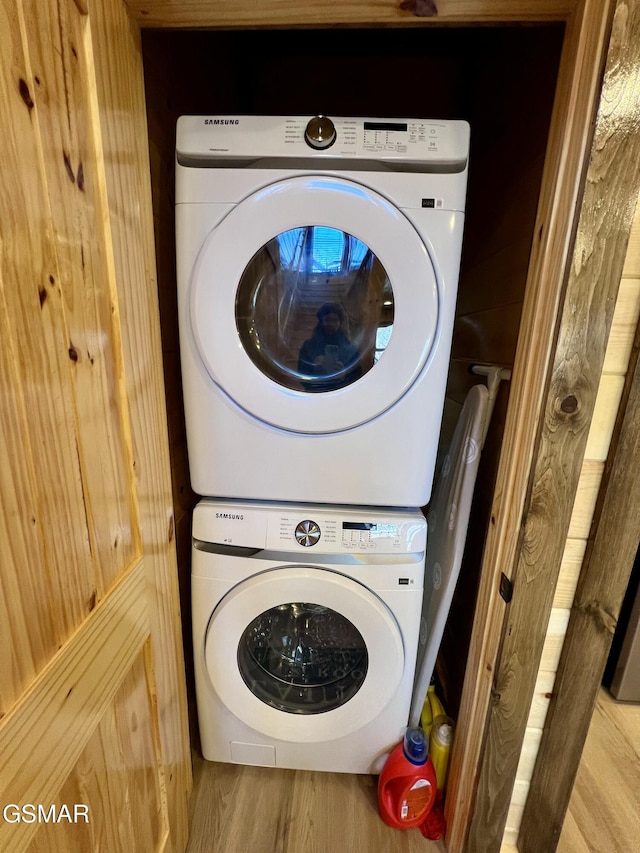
<box><xmin>176</xmin><ymin>115</ymin><xmax>470</xmax><ymax>507</ymax></box>
<box><xmin>191</xmin><ymin>499</ymin><xmax>427</xmax><ymax>774</ymax></box>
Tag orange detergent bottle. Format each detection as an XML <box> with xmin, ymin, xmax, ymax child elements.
<box><xmin>377</xmin><ymin>727</ymin><xmax>437</xmax><ymax>829</ymax></box>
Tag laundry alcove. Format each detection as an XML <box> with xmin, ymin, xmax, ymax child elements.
<box><xmin>4</xmin><ymin>1</ymin><xmax>639</xmax><ymax>851</ymax></box>
<box><xmin>141</xmin><ymin>18</ymin><xmax>564</xmax><ymax>842</ymax></box>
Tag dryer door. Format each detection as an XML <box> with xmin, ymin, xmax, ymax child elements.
<box><xmin>190</xmin><ymin>175</ymin><xmax>439</xmax><ymax>433</ymax></box>
<box><xmin>204</xmin><ymin>567</ymin><xmax>405</xmax><ymax>742</ymax></box>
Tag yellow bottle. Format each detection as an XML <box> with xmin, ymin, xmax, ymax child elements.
<box><xmin>420</xmin><ymin>682</ymin><xmax>445</xmax><ymax>739</ymax></box>
<box><xmin>427</xmin><ymin>683</ymin><xmax>446</xmax><ymax>722</ymax></box>
<box><xmin>429</xmin><ymin>715</ymin><xmax>454</xmax><ymax>791</ymax></box>
<box><xmin>420</xmin><ymin>693</ymin><xmax>433</xmax><ymax>738</ymax></box>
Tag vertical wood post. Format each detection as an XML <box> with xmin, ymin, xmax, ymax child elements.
<box><xmin>464</xmin><ymin>2</ymin><xmax>640</xmax><ymax>850</ymax></box>
<box><xmin>518</xmin><ymin>9</ymin><xmax>640</xmax><ymax>845</ymax></box>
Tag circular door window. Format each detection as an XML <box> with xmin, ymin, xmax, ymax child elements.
<box><xmin>236</xmin><ymin>227</ymin><xmax>394</xmax><ymax>393</ymax></box>
<box><xmin>204</xmin><ymin>567</ymin><xmax>405</xmax><ymax>742</ymax></box>
<box><xmin>237</xmin><ymin>602</ymin><xmax>368</xmax><ymax>714</ymax></box>
<box><xmin>190</xmin><ymin>176</ymin><xmax>439</xmax><ymax>434</ymax></box>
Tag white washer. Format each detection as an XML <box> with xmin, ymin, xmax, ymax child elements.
<box><xmin>176</xmin><ymin>115</ymin><xmax>470</xmax><ymax>507</ymax></box>
<box><xmin>192</xmin><ymin>499</ymin><xmax>427</xmax><ymax>773</ymax></box>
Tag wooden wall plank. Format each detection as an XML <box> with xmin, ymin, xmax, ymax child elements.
<box><xmin>0</xmin><ymin>561</ymin><xmax>148</xmax><ymax>853</ymax></box>
<box><xmin>444</xmin><ymin>2</ymin><xmax>615</xmax><ymax>848</ymax></box>
<box><xmin>21</xmin><ymin>0</ymin><xmax>139</xmax><ymax>595</ymax></box>
<box><xmin>552</xmin><ymin>538</ymin><xmax>587</xmax><ymax>607</ymax></box>
<box><xmin>467</xmin><ymin>0</ymin><xmax>640</xmax><ymax>849</ymax></box>
<box><xmin>603</xmin><ymin>278</ymin><xmax>640</xmax><ymax>371</ymax></box>
<box><xmin>86</xmin><ymin>1</ymin><xmax>192</xmax><ymax>849</ymax></box>
<box><xmin>522</xmin><ymin>323</ymin><xmax>640</xmax><ymax>849</ymax></box>
<box><xmin>567</xmin><ymin>462</ymin><xmax>604</xmax><ymax>539</ymax></box>
<box><xmin>622</xmin><ymin>196</ymin><xmax>640</xmax><ymax>276</ymax></box>
<box><xmin>0</xmin><ymin>277</ymin><xmax>58</xmax><ymax>713</ymax></box>
<box><xmin>525</xmin><ymin>670</ymin><xmax>556</xmax><ymax>728</ymax></box>
<box><xmin>519</xmin><ymin>26</ymin><xmax>640</xmax><ymax>835</ymax></box>
<box><xmin>584</xmin><ymin>374</ymin><xmax>626</xmax><ymax>460</ymax></box>
<box><xmin>123</xmin><ymin>0</ymin><xmax>576</xmax><ymax>28</ymax></box>
<box><xmin>0</xmin><ymin>0</ymin><xmax>93</xmax><ymax>667</ymax></box>
<box><xmin>26</xmin><ymin>645</ymin><xmax>168</xmax><ymax>853</ymax></box>
<box><xmin>1</xmin><ymin>1</ymin><xmax>188</xmax><ymax>850</ymax></box>
<box><xmin>1</xmin><ymin>0</ymin><xmax>111</xmax><ymax>713</ymax></box>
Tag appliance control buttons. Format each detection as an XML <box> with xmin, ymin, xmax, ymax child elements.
<box><xmin>295</xmin><ymin>519</ymin><xmax>321</xmax><ymax>547</ymax></box>
<box><xmin>304</xmin><ymin>116</ymin><xmax>336</xmax><ymax>150</ymax></box>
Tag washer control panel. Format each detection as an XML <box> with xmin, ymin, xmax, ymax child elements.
<box><xmin>192</xmin><ymin>500</ymin><xmax>427</xmax><ymax>555</ymax></box>
<box><xmin>274</xmin><ymin>512</ymin><xmax>425</xmax><ymax>553</ymax></box>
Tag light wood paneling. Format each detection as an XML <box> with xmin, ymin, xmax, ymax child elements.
<box><xmin>87</xmin><ymin>0</ymin><xmax>192</xmax><ymax>848</ymax></box>
<box><xmin>124</xmin><ymin>0</ymin><xmax>576</xmax><ymax>28</ymax></box>
<box><xmin>622</xmin><ymin>197</ymin><xmax>640</xmax><ymax>277</ymax></box>
<box><xmin>0</xmin><ymin>563</ymin><xmax>148</xmax><ymax>852</ymax></box>
<box><xmin>25</xmin><ymin>646</ymin><xmax>168</xmax><ymax>852</ymax></box>
<box><xmin>1</xmin><ymin>0</ymin><xmax>105</xmax><ymax>709</ymax></box>
<box><xmin>553</xmin><ymin>539</ymin><xmax>588</xmax><ymax>608</ymax></box>
<box><xmin>515</xmin><ymin>730</ymin><xmax>544</xmax><ymax>782</ymax></box>
<box><xmin>567</xmin><ymin>461</ymin><xmax>605</xmax><ymax>539</ymax></box>
<box><xmin>525</xmin><ymin>670</ymin><xmax>556</xmax><ymax>729</ymax></box>
<box><xmin>539</xmin><ymin>610</ymin><xmax>571</xmax><ymax>671</ymax></box>
<box><xmin>585</xmin><ymin>374</ymin><xmax>626</xmax><ymax>460</ymax></box>
<box><xmin>0</xmin><ymin>0</ymin><xmax>190</xmax><ymax>850</ymax></box>
<box><xmin>603</xmin><ymin>278</ymin><xmax>640</xmax><ymax>372</ymax></box>
<box><xmin>21</xmin><ymin>0</ymin><xmax>139</xmax><ymax>595</ymax></box>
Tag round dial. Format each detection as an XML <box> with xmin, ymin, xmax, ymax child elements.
<box><xmin>295</xmin><ymin>519</ymin><xmax>321</xmax><ymax>547</ymax></box>
<box><xmin>304</xmin><ymin>116</ymin><xmax>336</xmax><ymax>150</ymax></box>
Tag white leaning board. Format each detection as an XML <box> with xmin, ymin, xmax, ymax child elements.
<box><xmin>409</xmin><ymin>383</ymin><xmax>488</xmax><ymax>726</ymax></box>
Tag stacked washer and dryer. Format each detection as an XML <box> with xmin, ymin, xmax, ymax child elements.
<box><xmin>176</xmin><ymin>115</ymin><xmax>470</xmax><ymax>773</ymax></box>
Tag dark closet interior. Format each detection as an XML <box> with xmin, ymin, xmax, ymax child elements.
<box><xmin>141</xmin><ymin>24</ymin><xmax>564</xmax><ymax>725</ymax></box>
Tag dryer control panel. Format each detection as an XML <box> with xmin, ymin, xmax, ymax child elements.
<box><xmin>192</xmin><ymin>500</ymin><xmax>427</xmax><ymax>555</ymax></box>
<box><xmin>176</xmin><ymin>114</ymin><xmax>469</xmax><ymax>172</ymax></box>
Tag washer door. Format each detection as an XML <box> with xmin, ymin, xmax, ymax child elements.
<box><xmin>204</xmin><ymin>567</ymin><xmax>405</xmax><ymax>743</ymax></box>
<box><xmin>190</xmin><ymin>175</ymin><xmax>439</xmax><ymax>433</ymax></box>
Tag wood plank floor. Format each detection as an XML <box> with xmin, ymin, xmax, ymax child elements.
<box><xmin>557</xmin><ymin>688</ymin><xmax>640</xmax><ymax>853</ymax></box>
<box><xmin>186</xmin><ymin>752</ymin><xmax>445</xmax><ymax>853</ymax></box>
<box><xmin>186</xmin><ymin>689</ymin><xmax>639</xmax><ymax>852</ymax></box>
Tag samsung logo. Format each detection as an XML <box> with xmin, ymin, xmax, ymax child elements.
<box><xmin>215</xmin><ymin>512</ymin><xmax>244</xmax><ymax>520</ymax></box>
<box><xmin>204</xmin><ymin>119</ymin><xmax>239</xmax><ymax>126</ymax></box>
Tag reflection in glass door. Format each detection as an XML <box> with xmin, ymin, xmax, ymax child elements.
<box><xmin>236</xmin><ymin>226</ymin><xmax>394</xmax><ymax>392</ymax></box>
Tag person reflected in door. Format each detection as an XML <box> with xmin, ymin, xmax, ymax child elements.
<box><xmin>298</xmin><ymin>302</ymin><xmax>362</xmax><ymax>392</ymax></box>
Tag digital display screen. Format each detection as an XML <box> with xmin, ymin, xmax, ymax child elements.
<box><xmin>363</xmin><ymin>122</ymin><xmax>408</xmax><ymax>132</ymax></box>
<box><xmin>342</xmin><ymin>522</ymin><xmax>399</xmax><ymax>536</ymax></box>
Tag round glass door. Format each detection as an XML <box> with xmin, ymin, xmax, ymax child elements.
<box><xmin>190</xmin><ymin>175</ymin><xmax>439</xmax><ymax>434</ymax></box>
<box><xmin>236</xmin><ymin>227</ymin><xmax>394</xmax><ymax>393</ymax></box>
<box><xmin>204</xmin><ymin>567</ymin><xmax>405</xmax><ymax>742</ymax></box>
<box><xmin>237</xmin><ymin>602</ymin><xmax>368</xmax><ymax>714</ymax></box>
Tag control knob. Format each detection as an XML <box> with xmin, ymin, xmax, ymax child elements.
<box><xmin>304</xmin><ymin>116</ymin><xmax>336</xmax><ymax>150</ymax></box>
<box><xmin>295</xmin><ymin>519</ymin><xmax>321</xmax><ymax>547</ymax></box>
